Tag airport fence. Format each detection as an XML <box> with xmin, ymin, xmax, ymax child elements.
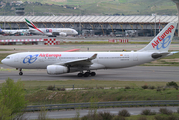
<box><xmin>25</xmin><ymin>100</ymin><xmax>179</xmax><ymax>112</ymax></box>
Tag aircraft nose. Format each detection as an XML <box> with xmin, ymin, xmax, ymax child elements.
<box><xmin>1</xmin><ymin>59</ymin><xmax>5</xmax><ymax>64</ymax></box>
<box><xmin>1</xmin><ymin>59</ymin><xmax>9</xmax><ymax>65</ymax></box>
<box><xmin>75</xmin><ymin>31</ymin><xmax>78</xmax><ymax>35</ymax></box>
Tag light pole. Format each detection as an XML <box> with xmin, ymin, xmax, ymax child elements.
<box><xmin>3</xmin><ymin>1</ymin><xmax>6</xmax><ymax>30</ymax></box>
<box><xmin>4</xmin><ymin>8</ymin><xmax>5</xmax><ymax>29</ymax></box>
<box><xmin>171</xmin><ymin>0</ymin><xmax>179</xmax><ymax>37</ymax></box>
<box><xmin>155</xmin><ymin>14</ymin><xmax>156</xmax><ymax>36</ymax></box>
<box><xmin>152</xmin><ymin>13</ymin><xmax>157</xmax><ymax>36</ymax></box>
<box><xmin>79</xmin><ymin>10</ymin><xmax>81</xmax><ymax>35</ymax></box>
<box><xmin>33</xmin><ymin>6</ymin><xmax>34</xmax><ymax>16</ymax></box>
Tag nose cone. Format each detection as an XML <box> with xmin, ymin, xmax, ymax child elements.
<box><xmin>1</xmin><ymin>58</ymin><xmax>12</xmax><ymax>66</ymax></box>
<box><xmin>75</xmin><ymin>31</ymin><xmax>78</xmax><ymax>35</ymax></box>
<box><xmin>1</xmin><ymin>59</ymin><xmax>5</xmax><ymax>64</ymax></box>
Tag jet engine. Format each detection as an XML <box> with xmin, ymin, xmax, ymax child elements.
<box><xmin>45</xmin><ymin>33</ymin><xmax>53</xmax><ymax>36</ymax></box>
<box><xmin>59</xmin><ymin>32</ymin><xmax>67</xmax><ymax>36</ymax></box>
<box><xmin>47</xmin><ymin>65</ymin><xmax>69</xmax><ymax>74</ymax></box>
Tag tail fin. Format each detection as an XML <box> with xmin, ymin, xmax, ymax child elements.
<box><xmin>138</xmin><ymin>22</ymin><xmax>177</xmax><ymax>52</ymax></box>
<box><xmin>25</xmin><ymin>18</ymin><xmax>44</xmax><ymax>34</ymax></box>
<box><xmin>25</xmin><ymin>18</ymin><xmax>38</xmax><ymax>30</ymax></box>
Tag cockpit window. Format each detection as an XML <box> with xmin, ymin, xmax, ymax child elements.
<box><xmin>6</xmin><ymin>57</ymin><xmax>10</xmax><ymax>59</ymax></box>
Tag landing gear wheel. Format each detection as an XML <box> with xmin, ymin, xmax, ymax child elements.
<box><xmin>84</xmin><ymin>72</ymin><xmax>90</xmax><ymax>77</ymax></box>
<box><xmin>19</xmin><ymin>72</ymin><xmax>23</xmax><ymax>76</ymax></box>
<box><xmin>77</xmin><ymin>73</ymin><xmax>83</xmax><ymax>77</ymax></box>
<box><xmin>91</xmin><ymin>72</ymin><xmax>96</xmax><ymax>76</ymax></box>
<box><xmin>19</xmin><ymin>68</ymin><xmax>23</xmax><ymax>76</ymax></box>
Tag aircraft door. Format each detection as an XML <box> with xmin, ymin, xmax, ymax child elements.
<box><xmin>133</xmin><ymin>53</ymin><xmax>138</xmax><ymax>61</ymax></box>
<box><xmin>57</xmin><ymin>56</ymin><xmax>61</xmax><ymax>62</ymax></box>
<box><xmin>39</xmin><ymin>57</ymin><xmax>45</xmax><ymax>62</ymax></box>
<box><xmin>14</xmin><ymin>55</ymin><xmax>19</xmax><ymax>62</ymax></box>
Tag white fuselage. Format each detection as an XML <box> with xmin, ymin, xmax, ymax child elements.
<box><xmin>1</xmin><ymin>29</ymin><xmax>29</xmax><ymax>35</ymax></box>
<box><xmin>2</xmin><ymin>52</ymin><xmax>154</xmax><ymax>70</ymax></box>
<box><xmin>29</xmin><ymin>28</ymin><xmax>78</xmax><ymax>36</ymax></box>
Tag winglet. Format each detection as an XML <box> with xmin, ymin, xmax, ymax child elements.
<box><xmin>89</xmin><ymin>53</ymin><xmax>97</xmax><ymax>60</ymax></box>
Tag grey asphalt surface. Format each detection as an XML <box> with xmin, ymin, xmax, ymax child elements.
<box><xmin>24</xmin><ymin>106</ymin><xmax>179</xmax><ymax>119</ymax></box>
<box><xmin>0</xmin><ymin>64</ymin><xmax>179</xmax><ymax>82</ymax></box>
<box><xmin>0</xmin><ymin>35</ymin><xmax>160</xmax><ymax>42</ymax></box>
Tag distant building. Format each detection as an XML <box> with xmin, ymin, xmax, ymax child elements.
<box><xmin>16</xmin><ymin>1</ymin><xmax>23</xmax><ymax>5</ymax></box>
<box><xmin>15</xmin><ymin>7</ymin><xmax>25</xmax><ymax>16</ymax></box>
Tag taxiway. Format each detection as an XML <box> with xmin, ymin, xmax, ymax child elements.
<box><xmin>0</xmin><ymin>64</ymin><xmax>178</xmax><ymax>82</ymax></box>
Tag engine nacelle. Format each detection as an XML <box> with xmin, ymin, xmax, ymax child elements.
<box><xmin>59</xmin><ymin>32</ymin><xmax>67</xmax><ymax>36</ymax></box>
<box><xmin>47</xmin><ymin>65</ymin><xmax>69</xmax><ymax>74</ymax></box>
<box><xmin>45</xmin><ymin>33</ymin><xmax>53</xmax><ymax>36</ymax></box>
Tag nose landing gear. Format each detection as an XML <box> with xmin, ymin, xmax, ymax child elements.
<box><xmin>19</xmin><ymin>68</ymin><xmax>23</xmax><ymax>76</ymax></box>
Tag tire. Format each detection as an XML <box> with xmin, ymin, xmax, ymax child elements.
<box><xmin>19</xmin><ymin>72</ymin><xmax>23</xmax><ymax>76</ymax></box>
<box><xmin>84</xmin><ymin>72</ymin><xmax>90</xmax><ymax>77</ymax></box>
<box><xmin>91</xmin><ymin>72</ymin><xmax>96</xmax><ymax>76</ymax></box>
<box><xmin>77</xmin><ymin>73</ymin><xmax>83</xmax><ymax>77</ymax></box>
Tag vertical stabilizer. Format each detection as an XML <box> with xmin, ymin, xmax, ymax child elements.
<box><xmin>138</xmin><ymin>22</ymin><xmax>177</xmax><ymax>52</ymax></box>
<box><xmin>25</xmin><ymin>18</ymin><xmax>37</xmax><ymax>29</ymax></box>
<box><xmin>25</xmin><ymin>18</ymin><xmax>44</xmax><ymax>34</ymax></box>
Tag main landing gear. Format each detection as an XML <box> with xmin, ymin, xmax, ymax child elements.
<box><xmin>77</xmin><ymin>71</ymin><xmax>96</xmax><ymax>77</ymax></box>
<box><xmin>18</xmin><ymin>68</ymin><xmax>23</xmax><ymax>76</ymax></box>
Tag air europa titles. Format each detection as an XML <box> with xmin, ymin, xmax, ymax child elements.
<box><xmin>39</xmin><ymin>53</ymin><xmax>61</xmax><ymax>58</ymax></box>
<box><xmin>152</xmin><ymin>25</ymin><xmax>175</xmax><ymax>48</ymax></box>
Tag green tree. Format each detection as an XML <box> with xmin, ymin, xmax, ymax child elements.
<box><xmin>0</xmin><ymin>78</ymin><xmax>28</xmax><ymax>117</ymax></box>
<box><xmin>0</xmin><ymin>98</ymin><xmax>11</xmax><ymax>120</ymax></box>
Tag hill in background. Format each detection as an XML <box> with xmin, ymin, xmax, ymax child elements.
<box><xmin>0</xmin><ymin>0</ymin><xmax>177</xmax><ymax>15</ymax></box>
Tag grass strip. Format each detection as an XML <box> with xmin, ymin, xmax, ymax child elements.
<box><xmin>6</xmin><ymin>80</ymin><xmax>178</xmax><ymax>105</ymax></box>
<box><xmin>0</xmin><ymin>49</ymin><xmax>13</xmax><ymax>51</ymax></box>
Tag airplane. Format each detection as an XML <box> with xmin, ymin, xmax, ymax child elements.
<box><xmin>25</xmin><ymin>18</ymin><xmax>78</xmax><ymax>37</ymax></box>
<box><xmin>1</xmin><ymin>22</ymin><xmax>178</xmax><ymax>77</ymax></box>
<box><xmin>0</xmin><ymin>28</ymin><xmax>29</xmax><ymax>35</ymax></box>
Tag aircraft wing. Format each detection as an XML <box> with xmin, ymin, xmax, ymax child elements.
<box><xmin>55</xmin><ymin>53</ymin><xmax>97</xmax><ymax>66</ymax></box>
